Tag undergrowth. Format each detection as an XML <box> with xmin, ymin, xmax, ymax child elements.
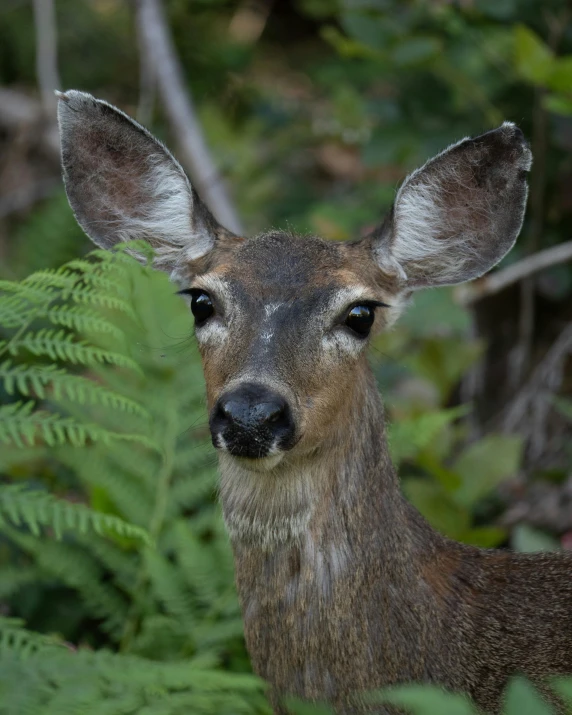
<box><xmin>0</xmin><ymin>244</ymin><xmax>269</xmax><ymax>714</ymax></box>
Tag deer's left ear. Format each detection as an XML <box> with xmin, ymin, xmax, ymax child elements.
<box><xmin>372</xmin><ymin>123</ymin><xmax>532</xmax><ymax>290</ymax></box>
<box><xmin>57</xmin><ymin>90</ymin><xmax>233</xmax><ymax>272</ymax></box>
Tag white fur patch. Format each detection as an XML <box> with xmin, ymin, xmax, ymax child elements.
<box><xmin>183</xmin><ymin>274</ymin><xmax>236</xmax><ymax>346</ymax></box>
<box><xmin>106</xmin><ymin>154</ymin><xmax>202</xmax><ymax>269</ymax></box>
<box><xmin>320</xmin><ymin>286</ymin><xmax>382</xmax><ymax>358</ymax></box>
<box><xmin>219</xmin><ymin>452</ymin><xmax>317</xmax><ymax>548</ymax></box>
<box><xmin>389</xmin><ymin>135</ymin><xmax>472</xmax><ymax>283</ymax></box>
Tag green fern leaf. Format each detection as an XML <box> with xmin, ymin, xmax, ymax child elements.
<box><xmin>0</xmin><ymin>565</ymin><xmax>44</xmax><ymax>599</ymax></box>
<box><xmin>3</xmin><ymin>527</ymin><xmax>130</xmax><ymax>637</ymax></box>
<box><xmin>0</xmin><ymin>617</ymin><xmax>64</xmax><ymax>659</ymax></box>
<box><xmin>0</xmin><ymin>483</ymin><xmax>152</xmax><ymax>544</ymax></box>
<box><xmin>0</xmin><ymin>361</ymin><xmax>149</xmax><ymax>417</ymax></box>
<box><xmin>0</xmin><ymin>402</ymin><xmax>156</xmax><ymax>448</ymax></box>
<box><xmin>46</xmin><ymin>306</ymin><xmax>124</xmax><ymax>339</ymax></box>
<box><xmin>2</xmin><ymin>330</ymin><xmax>142</xmax><ymax>372</ymax></box>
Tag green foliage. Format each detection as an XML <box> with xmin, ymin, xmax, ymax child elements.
<box><xmin>0</xmin><ymin>248</ymin><xmax>269</xmax><ymax>713</ymax></box>
<box><xmin>0</xmin><ymin>483</ymin><xmax>150</xmax><ymax>543</ymax></box>
<box><xmin>378</xmin><ymin>293</ymin><xmax>522</xmax><ymax>547</ymax></box>
<box><xmin>512</xmin><ymin>524</ymin><xmax>560</xmax><ymax>553</ymax></box>
<box><xmin>371</xmin><ymin>683</ymin><xmax>478</xmax><ymax>715</ymax></box>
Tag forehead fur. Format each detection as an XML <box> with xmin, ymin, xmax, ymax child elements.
<box><xmin>189</xmin><ymin>230</ymin><xmax>400</xmax><ymax>297</ymax></box>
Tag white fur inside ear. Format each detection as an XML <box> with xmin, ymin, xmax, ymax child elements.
<box><xmin>57</xmin><ymin>89</ymin><xmax>215</xmax><ymax>267</ymax></box>
<box><xmin>112</xmin><ymin>154</ymin><xmax>205</xmax><ymax>268</ymax></box>
<box><xmin>390</xmin><ymin>135</ymin><xmax>473</xmax><ymax>284</ymax></box>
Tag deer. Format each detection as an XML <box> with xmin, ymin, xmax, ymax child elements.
<box><xmin>56</xmin><ymin>90</ymin><xmax>572</xmax><ymax>714</ymax></box>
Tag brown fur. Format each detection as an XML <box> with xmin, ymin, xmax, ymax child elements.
<box><xmin>228</xmin><ymin>378</ymin><xmax>572</xmax><ymax>714</ymax></box>
<box><xmin>183</xmin><ymin>239</ymin><xmax>572</xmax><ymax>712</ymax></box>
<box><xmin>190</xmin><ymin>236</ymin><xmax>572</xmax><ymax>714</ymax></box>
<box><xmin>56</xmin><ymin>93</ymin><xmax>563</xmax><ymax>713</ymax></box>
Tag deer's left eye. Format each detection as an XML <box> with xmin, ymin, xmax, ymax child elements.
<box><xmin>181</xmin><ymin>289</ymin><xmax>215</xmax><ymax>325</ymax></box>
<box><xmin>344</xmin><ymin>305</ymin><xmax>375</xmax><ymax>337</ymax></box>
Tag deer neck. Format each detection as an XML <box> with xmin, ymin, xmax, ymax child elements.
<box><xmin>218</xmin><ymin>368</ymin><xmax>449</xmax><ymax>698</ymax></box>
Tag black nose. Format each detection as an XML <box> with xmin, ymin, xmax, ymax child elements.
<box><xmin>210</xmin><ymin>383</ymin><xmax>296</xmax><ymax>458</ymax></box>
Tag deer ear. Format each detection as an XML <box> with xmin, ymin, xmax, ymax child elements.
<box><xmin>57</xmin><ymin>90</ymin><xmax>228</xmax><ymax>271</ymax></box>
<box><xmin>372</xmin><ymin>123</ymin><xmax>532</xmax><ymax>290</ymax></box>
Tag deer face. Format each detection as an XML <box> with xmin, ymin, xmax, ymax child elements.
<box><xmin>177</xmin><ymin>231</ymin><xmax>402</xmax><ymax>468</ymax></box>
<box><xmin>57</xmin><ymin>90</ymin><xmax>531</xmax><ymax>484</ymax></box>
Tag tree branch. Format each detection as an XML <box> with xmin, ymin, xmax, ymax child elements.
<box><xmin>136</xmin><ymin>0</ymin><xmax>243</xmax><ymax>235</ymax></box>
<box><xmin>455</xmin><ymin>241</ymin><xmax>572</xmax><ymax>306</ymax></box>
<box><xmin>32</xmin><ymin>0</ymin><xmax>61</xmax><ymax>116</ymax></box>
<box><xmin>0</xmin><ymin>87</ymin><xmax>60</xmax><ymax>158</ymax></box>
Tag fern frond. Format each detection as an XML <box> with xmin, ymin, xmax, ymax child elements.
<box><xmin>2</xmin><ymin>330</ymin><xmax>142</xmax><ymax>372</ymax></box>
<box><xmin>0</xmin><ymin>565</ymin><xmax>44</xmax><ymax>599</ymax></box>
<box><xmin>173</xmin><ymin>521</ymin><xmax>231</xmax><ymax>607</ymax></box>
<box><xmin>168</xmin><ymin>469</ymin><xmax>217</xmax><ymax>515</ymax></box>
<box><xmin>4</xmin><ymin>528</ymin><xmax>130</xmax><ymax>637</ymax></box>
<box><xmin>80</xmin><ymin>533</ymin><xmax>139</xmax><ymax>591</ymax></box>
<box><xmin>0</xmin><ymin>300</ymin><xmax>35</xmax><ymax>329</ymax></box>
<box><xmin>0</xmin><ymin>279</ymin><xmax>58</xmax><ymax>304</ymax></box>
<box><xmin>173</xmin><ymin>441</ymin><xmax>215</xmax><ymax>472</ymax></box>
<box><xmin>144</xmin><ymin>548</ymin><xmax>196</xmax><ymax>627</ymax></box>
<box><xmin>0</xmin><ymin>279</ymin><xmax>137</xmax><ymax>318</ymax></box>
<box><xmin>194</xmin><ymin>618</ymin><xmax>246</xmax><ymax>651</ymax></box>
<box><xmin>0</xmin><ymin>361</ymin><xmax>149</xmax><ymax>417</ymax></box>
<box><xmin>0</xmin><ymin>402</ymin><xmax>156</xmax><ymax>448</ymax></box>
<box><xmin>90</xmin><ymin>240</ymin><xmax>156</xmax><ymax>265</ymax></box>
<box><xmin>0</xmin><ymin>484</ymin><xmax>151</xmax><ymax>544</ymax></box>
<box><xmin>60</xmin><ymin>449</ymin><xmax>154</xmax><ymax>527</ymax></box>
<box><xmin>0</xmin><ymin>617</ymin><xmax>64</xmax><ymax>658</ymax></box>
<box><xmin>46</xmin><ymin>306</ymin><xmax>124</xmax><ymax>339</ymax></box>
<box><xmin>23</xmin><ymin>264</ymin><xmax>130</xmax><ymax>296</ymax></box>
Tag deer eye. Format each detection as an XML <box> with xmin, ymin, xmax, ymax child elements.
<box><xmin>188</xmin><ymin>289</ymin><xmax>214</xmax><ymax>325</ymax></box>
<box><xmin>344</xmin><ymin>305</ymin><xmax>375</xmax><ymax>337</ymax></box>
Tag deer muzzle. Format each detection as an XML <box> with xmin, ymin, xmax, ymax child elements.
<box><xmin>209</xmin><ymin>382</ymin><xmax>297</xmax><ymax>459</ymax></box>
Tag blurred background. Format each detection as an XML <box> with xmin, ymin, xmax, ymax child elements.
<box><xmin>1</xmin><ymin>1</ymin><xmax>572</xmax><ymax>712</ymax></box>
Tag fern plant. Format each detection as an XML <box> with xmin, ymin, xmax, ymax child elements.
<box><xmin>0</xmin><ymin>245</ymin><xmax>269</xmax><ymax>714</ymax></box>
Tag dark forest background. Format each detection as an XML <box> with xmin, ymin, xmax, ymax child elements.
<box><xmin>0</xmin><ymin>1</ymin><xmax>572</xmax><ymax>713</ymax></box>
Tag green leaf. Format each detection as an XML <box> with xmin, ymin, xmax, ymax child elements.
<box><xmin>389</xmin><ymin>407</ymin><xmax>466</xmax><ymax>464</ymax></box>
<box><xmin>458</xmin><ymin>526</ymin><xmax>506</xmax><ymax>548</ymax></box>
<box><xmin>0</xmin><ymin>483</ymin><xmax>151</xmax><ymax>545</ymax></box>
<box><xmin>547</xmin><ymin>56</ymin><xmax>572</xmax><ymax>93</ymax></box>
<box><xmin>551</xmin><ymin>396</ymin><xmax>572</xmax><ymax>422</ymax></box>
<box><xmin>512</xmin><ymin>524</ymin><xmax>559</xmax><ymax>553</ymax></box>
<box><xmin>513</xmin><ymin>25</ymin><xmax>553</xmax><ymax>86</ymax></box>
<box><xmin>543</xmin><ymin>93</ymin><xmax>572</xmax><ymax>116</ymax></box>
<box><xmin>416</xmin><ymin>453</ymin><xmax>461</xmax><ymax>492</ymax></box>
<box><xmin>404</xmin><ymin>338</ymin><xmax>482</xmax><ymax>400</ymax></box>
<box><xmin>391</xmin><ymin>37</ymin><xmax>441</xmax><ymax>67</ymax></box>
<box><xmin>503</xmin><ymin>676</ymin><xmax>554</xmax><ymax>715</ymax></box>
<box><xmin>403</xmin><ymin>478</ymin><xmax>470</xmax><ymax>540</ymax></box>
<box><xmin>551</xmin><ymin>676</ymin><xmax>572</xmax><ymax>707</ymax></box>
<box><xmin>453</xmin><ymin>435</ymin><xmax>522</xmax><ymax>507</ymax></box>
<box><xmin>371</xmin><ymin>683</ymin><xmax>478</xmax><ymax>715</ymax></box>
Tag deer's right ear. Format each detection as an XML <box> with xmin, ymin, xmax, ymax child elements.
<box><xmin>57</xmin><ymin>90</ymin><xmax>226</xmax><ymax>271</ymax></box>
<box><xmin>370</xmin><ymin>122</ymin><xmax>532</xmax><ymax>290</ymax></box>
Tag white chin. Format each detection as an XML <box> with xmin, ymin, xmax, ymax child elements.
<box><xmin>230</xmin><ymin>453</ymin><xmax>284</xmax><ymax>472</ymax></box>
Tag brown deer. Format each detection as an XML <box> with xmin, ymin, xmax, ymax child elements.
<box><xmin>57</xmin><ymin>90</ymin><xmax>572</xmax><ymax>714</ymax></box>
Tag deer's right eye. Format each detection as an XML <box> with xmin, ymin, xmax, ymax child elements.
<box><xmin>189</xmin><ymin>290</ymin><xmax>215</xmax><ymax>325</ymax></box>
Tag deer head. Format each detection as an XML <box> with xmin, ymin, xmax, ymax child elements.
<box><xmin>58</xmin><ymin>90</ymin><xmax>531</xmax><ymax>546</ymax></box>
